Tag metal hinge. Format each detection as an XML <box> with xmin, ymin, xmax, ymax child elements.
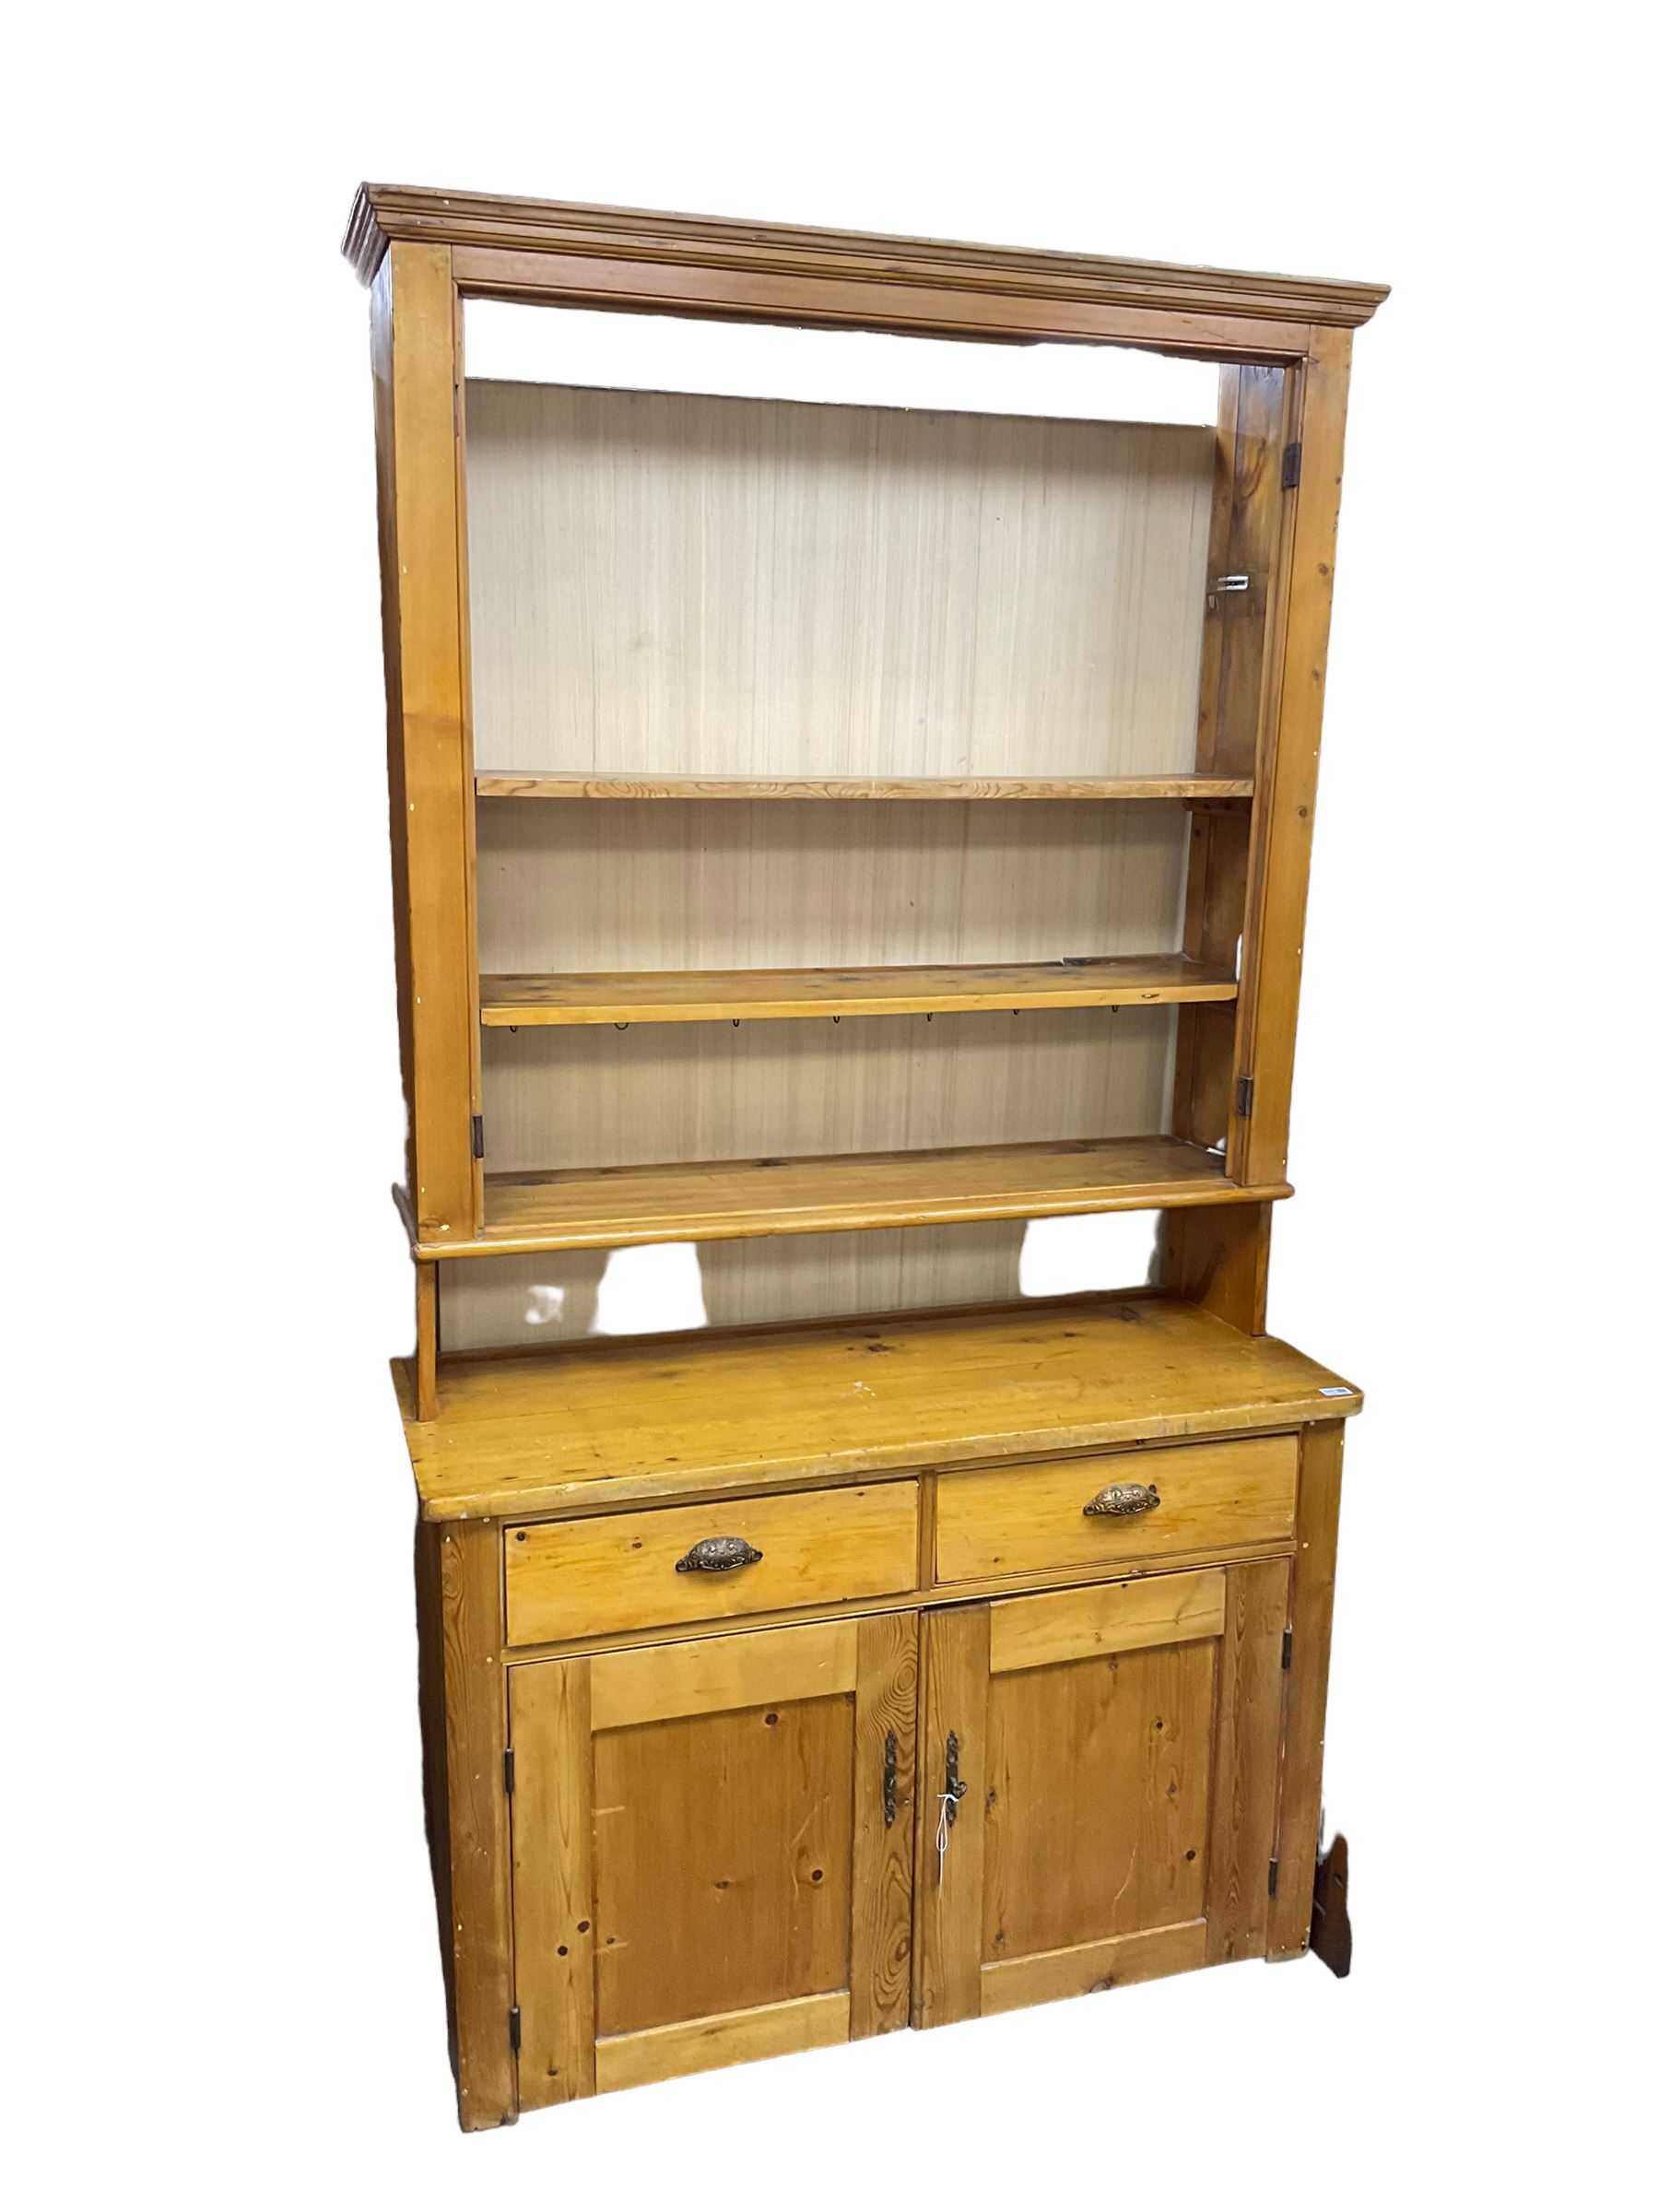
<box><xmin>508</xmin><ymin>2004</ymin><xmax>522</xmax><ymax>2053</ymax></box>
<box><xmin>1267</xmin><ymin>1858</ymin><xmax>1279</xmax><ymax>1899</ymax></box>
<box><xmin>1282</xmin><ymin>1627</ymin><xmax>1294</xmax><ymax>1672</ymax></box>
<box><xmin>1282</xmin><ymin>441</ymin><xmax>1302</xmax><ymax>490</ymax></box>
<box><xmin>471</xmin><ymin>1113</ymin><xmax>485</xmax><ymax>1160</ymax></box>
<box><xmin>503</xmin><ymin>1747</ymin><xmax>515</xmax><ymax>1794</ymax></box>
<box><xmin>1235</xmin><ymin>1075</ymin><xmax>1255</xmax><ymax>1119</ymax></box>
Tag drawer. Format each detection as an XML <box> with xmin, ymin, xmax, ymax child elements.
<box><xmin>933</xmin><ymin>1435</ymin><xmax>1297</xmax><ymax>1584</ymax></box>
<box><xmin>505</xmin><ymin>1480</ymin><xmax>921</xmax><ymax>1647</ymax></box>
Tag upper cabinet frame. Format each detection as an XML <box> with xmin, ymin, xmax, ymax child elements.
<box><xmin>346</xmin><ymin>184</ymin><xmax>1386</xmax><ymax>359</ymax></box>
<box><xmin>348</xmin><ymin>186</ymin><xmax>1385</xmax><ymax>1250</ymax></box>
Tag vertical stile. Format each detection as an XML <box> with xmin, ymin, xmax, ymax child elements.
<box><xmin>415</xmin><ymin>1260</ymin><xmax>439</xmax><ymax>1420</ymax></box>
<box><xmin>912</xmin><ymin>1606</ymin><xmax>989</xmax><ymax>2028</ymax></box>
<box><xmin>437</xmin><ymin>1520</ymin><xmax>516</xmax><ymax>2126</ymax></box>
<box><xmin>1235</xmin><ymin>331</ymin><xmax>1356</xmax><ymax>1187</ymax></box>
<box><xmin>850</xmin><ymin>1613</ymin><xmax>920</xmax><ymax>2038</ymax></box>
<box><xmin>372</xmin><ymin>242</ymin><xmax>481</xmax><ymax>1240</ymax></box>
<box><xmin>1267</xmin><ymin>1420</ymin><xmax>1347</xmax><ymax>1956</ymax></box>
<box><xmin>509</xmin><ymin>1658</ymin><xmax>596</xmax><ymax>2105</ymax></box>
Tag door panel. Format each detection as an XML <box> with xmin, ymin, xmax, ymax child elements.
<box><xmin>916</xmin><ymin>1560</ymin><xmax>1288</xmax><ymax>2027</ymax></box>
<box><xmin>982</xmin><ymin>1639</ymin><xmax>1215</xmax><ymax>1961</ymax></box>
<box><xmin>594</xmin><ymin>1696</ymin><xmax>855</xmax><ymax>2036</ymax></box>
<box><xmin>510</xmin><ymin>1611</ymin><xmax>917</xmax><ymax>2106</ymax></box>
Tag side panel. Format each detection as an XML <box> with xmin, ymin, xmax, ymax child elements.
<box><xmin>1175</xmin><ymin>364</ymin><xmax>1288</xmax><ymax>1176</ymax></box>
<box><xmin>434</xmin><ymin>1520</ymin><xmax>515</xmax><ymax>2128</ymax></box>
<box><xmin>1236</xmin><ymin>330</ymin><xmax>1356</xmax><ymax>1184</ymax></box>
<box><xmin>1268</xmin><ymin>1419</ymin><xmax>1347</xmax><ymax>1957</ymax></box>
<box><xmin>371</xmin><ymin>241</ymin><xmax>479</xmax><ymax>1237</ymax></box>
<box><xmin>1153</xmin><ymin>1199</ymin><xmax>1273</xmax><ymax>1335</ymax></box>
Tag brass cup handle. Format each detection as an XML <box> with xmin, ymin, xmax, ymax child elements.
<box><xmin>675</xmin><ymin>1535</ymin><xmax>764</xmax><ymax>1573</ymax></box>
<box><xmin>1082</xmin><ymin>1481</ymin><xmax>1161</xmax><ymax>1519</ymax></box>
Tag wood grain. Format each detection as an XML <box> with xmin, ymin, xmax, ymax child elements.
<box><xmin>479</xmin><ymin>956</ymin><xmax>1237</xmax><ymax>1027</ymax></box>
<box><xmin>399</xmin><ymin>1293</ymin><xmax>1360</xmax><ymax>1524</ymax></box>
<box><xmin>979</xmin><ymin>1920</ymin><xmax>1207</xmax><ymax>2015</ymax></box>
<box><xmin>593</xmin><ymin>1991</ymin><xmax>851</xmax><ymax>2094</ymax></box>
<box><xmin>508</xmin><ymin>1658</ymin><xmax>595</xmax><ymax>2105</ymax></box>
<box><xmin>933</xmin><ymin>1435</ymin><xmax>1296</xmax><ymax>1583</ymax></box>
<box><xmin>988</xmin><ymin>1569</ymin><xmax>1226</xmax><ymax>1675</ymax></box>
<box><xmin>505</xmin><ymin>1484</ymin><xmax>918</xmax><ymax>1647</ymax></box>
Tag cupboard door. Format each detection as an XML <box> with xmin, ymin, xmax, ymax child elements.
<box><xmin>509</xmin><ymin>1613</ymin><xmax>917</xmax><ymax>2105</ymax></box>
<box><xmin>914</xmin><ymin>1561</ymin><xmax>1288</xmax><ymax>2027</ymax></box>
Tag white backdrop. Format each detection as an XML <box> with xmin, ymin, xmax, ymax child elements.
<box><xmin>7</xmin><ymin>6</ymin><xmax>1650</xmax><ymax>2203</ymax></box>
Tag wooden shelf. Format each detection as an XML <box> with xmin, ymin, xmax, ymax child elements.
<box><xmin>475</xmin><ymin>771</ymin><xmax>1253</xmax><ymax>802</ymax></box>
<box><xmin>401</xmin><ymin>1137</ymin><xmax>1287</xmax><ymax>1259</ymax></box>
<box><xmin>394</xmin><ymin>1290</ymin><xmax>1360</xmax><ymax>1520</ymax></box>
<box><xmin>479</xmin><ymin>956</ymin><xmax>1238</xmax><ymax>1028</ymax></box>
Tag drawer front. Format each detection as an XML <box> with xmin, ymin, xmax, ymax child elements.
<box><xmin>506</xmin><ymin>1481</ymin><xmax>921</xmax><ymax>1647</ymax></box>
<box><xmin>933</xmin><ymin>1435</ymin><xmax>1297</xmax><ymax>1583</ymax></box>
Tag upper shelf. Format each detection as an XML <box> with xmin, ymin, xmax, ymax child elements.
<box><xmin>475</xmin><ymin>771</ymin><xmax>1253</xmax><ymax>802</ymax></box>
<box><xmin>398</xmin><ymin>1135</ymin><xmax>1288</xmax><ymax>1260</ymax></box>
<box><xmin>479</xmin><ymin>956</ymin><xmax>1237</xmax><ymax>1028</ymax></box>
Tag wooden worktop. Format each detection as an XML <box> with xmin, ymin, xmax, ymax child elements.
<box><xmin>395</xmin><ymin>1293</ymin><xmax>1360</xmax><ymax>1523</ymax></box>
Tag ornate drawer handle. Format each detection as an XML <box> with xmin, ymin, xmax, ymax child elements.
<box><xmin>1082</xmin><ymin>1481</ymin><xmax>1161</xmax><ymax>1519</ymax></box>
<box><xmin>675</xmin><ymin>1535</ymin><xmax>764</xmax><ymax>1574</ymax></box>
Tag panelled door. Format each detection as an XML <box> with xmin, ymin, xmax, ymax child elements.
<box><xmin>913</xmin><ymin>1562</ymin><xmax>1289</xmax><ymax>2025</ymax></box>
<box><xmin>508</xmin><ymin>1613</ymin><xmax>917</xmax><ymax>2105</ymax></box>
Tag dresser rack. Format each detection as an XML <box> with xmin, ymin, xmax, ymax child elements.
<box><xmin>346</xmin><ymin>182</ymin><xmax>1383</xmax><ymax>2128</ymax></box>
